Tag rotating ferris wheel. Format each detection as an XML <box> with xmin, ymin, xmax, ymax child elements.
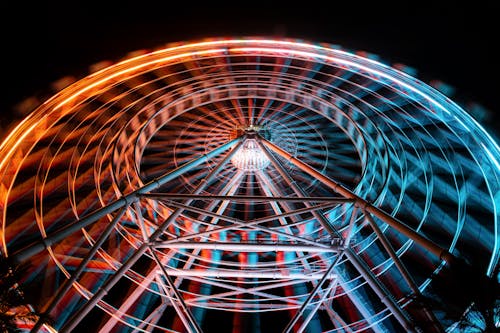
<box><xmin>0</xmin><ymin>38</ymin><xmax>498</xmax><ymax>332</ymax></box>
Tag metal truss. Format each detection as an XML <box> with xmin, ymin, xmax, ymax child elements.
<box><xmin>0</xmin><ymin>38</ymin><xmax>498</xmax><ymax>333</ymax></box>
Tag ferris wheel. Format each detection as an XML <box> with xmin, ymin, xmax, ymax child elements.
<box><xmin>0</xmin><ymin>38</ymin><xmax>498</xmax><ymax>332</ymax></box>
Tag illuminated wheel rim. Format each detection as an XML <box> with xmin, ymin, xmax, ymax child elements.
<box><xmin>1</xmin><ymin>38</ymin><xmax>498</xmax><ymax>332</ymax></box>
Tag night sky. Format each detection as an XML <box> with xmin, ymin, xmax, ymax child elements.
<box><xmin>1</xmin><ymin>2</ymin><xmax>498</xmax><ymax>136</ymax></box>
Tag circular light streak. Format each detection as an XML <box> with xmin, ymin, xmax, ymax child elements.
<box><xmin>0</xmin><ymin>37</ymin><xmax>498</xmax><ymax>332</ymax></box>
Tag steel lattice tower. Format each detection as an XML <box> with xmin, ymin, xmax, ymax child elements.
<box><xmin>0</xmin><ymin>38</ymin><xmax>498</xmax><ymax>332</ymax></box>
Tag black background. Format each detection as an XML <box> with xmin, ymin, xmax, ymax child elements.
<box><xmin>1</xmin><ymin>2</ymin><xmax>498</xmax><ymax>136</ymax></box>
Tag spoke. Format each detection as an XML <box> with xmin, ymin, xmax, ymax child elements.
<box><xmin>13</xmin><ymin>137</ymin><xmax>243</xmax><ymax>263</ymax></box>
<box><xmin>3</xmin><ymin>38</ymin><xmax>493</xmax><ymax>333</ymax></box>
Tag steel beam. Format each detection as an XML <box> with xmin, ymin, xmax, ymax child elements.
<box><xmin>283</xmin><ymin>254</ymin><xmax>343</xmax><ymax>333</ymax></box>
<box><xmin>142</xmin><ymin>193</ymin><xmax>353</xmax><ymax>203</ymax></box>
<box><xmin>58</xmin><ymin>137</ymin><xmax>244</xmax><ymax>332</ymax></box>
<box><xmin>364</xmin><ymin>213</ymin><xmax>444</xmax><ymax>333</ymax></box>
<box><xmin>153</xmin><ymin>241</ymin><xmax>340</xmax><ymax>253</ymax></box>
<box><xmin>259</xmin><ymin>137</ymin><xmax>454</xmax><ymax>263</ymax></box>
<box><xmin>13</xmin><ymin>137</ymin><xmax>243</xmax><ymax>263</ymax></box>
<box><xmin>156</xmin><ymin>269</ymin><xmax>337</xmax><ymax>280</ymax></box>
<box><xmin>151</xmin><ymin>249</ymin><xmax>202</xmax><ymax>333</ymax></box>
<box><xmin>30</xmin><ymin>206</ymin><xmax>128</xmax><ymax>333</ymax></box>
<box><xmin>257</xmin><ymin>140</ymin><xmax>390</xmax><ymax>333</ymax></box>
<box><xmin>158</xmin><ymin>200</ymin><xmax>335</xmax><ymax>248</ymax></box>
<box><xmin>297</xmin><ymin>276</ymin><xmax>339</xmax><ymax>333</ymax></box>
<box><xmin>97</xmin><ymin>247</ymin><xmax>178</xmax><ymax>333</ymax></box>
<box><xmin>344</xmin><ymin>250</ymin><xmax>416</xmax><ymax>332</ymax></box>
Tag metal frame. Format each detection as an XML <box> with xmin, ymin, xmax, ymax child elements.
<box><xmin>25</xmin><ymin>133</ymin><xmax>442</xmax><ymax>333</ymax></box>
<box><xmin>1</xmin><ymin>38</ymin><xmax>496</xmax><ymax>333</ymax></box>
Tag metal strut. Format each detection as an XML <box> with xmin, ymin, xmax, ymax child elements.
<box><xmin>283</xmin><ymin>253</ymin><xmax>344</xmax><ymax>333</ymax></box>
<box><xmin>12</xmin><ymin>137</ymin><xmax>244</xmax><ymax>263</ymax></box>
<box><xmin>56</xmin><ymin>137</ymin><xmax>244</xmax><ymax>332</ymax></box>
<box><xmin>30</xmin><ymin>206</ymin><xmax>129</xmax><ymax>333</ymax></box>
<box><xmin>258</xmin><ymin>137</ymin><xmax>455</xmax><ymax>264</ymax></box>
<box><xmin>256</xmin><ymin>137</ymin><xmax>416</xmax><ymax>332</ymax></box>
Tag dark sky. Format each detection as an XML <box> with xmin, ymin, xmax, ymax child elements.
<box><xmin>1</xmin><ymin>2</ymin><xmax>498</xmax><ymax>136</ymax></box>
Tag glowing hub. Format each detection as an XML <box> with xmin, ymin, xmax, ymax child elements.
<box><xmin>231</xmin><ymin>138</ymin><xmax>270</xmax><ymax>171</ymax></box>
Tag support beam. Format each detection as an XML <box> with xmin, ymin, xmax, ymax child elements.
<box><xmin>364</xmin><ymin>212</ymin><xmax>446</xmax><ymax>332</ymax></box>
<box><xmin>344</xmin><ymin>249</ymin><xmax>416</xmax><ymax>332</ymax></box>
<box><xmin>150</xmin><ymin>249</ymin><xmax>202</xmax><ymax>333</ymax></box>
<box><xmin>364</xmin><ymin>212</ymin><xmax>420</xmax><ymax>293</ymax></box>
<box><xmin>165</xmin><ymin>199</ymin><xmax>340</xmax><ymax>226</ymax></box>
<box><xmin>97</xmin><ymin>247</ymin><xmax>178</xmax><ymax>333</ymax></box>
<box><xmin>159</xmin><ymin>200</ymin><xmax>335</xmax><ymax>248</ymax></box>
<box><xmin>297</xmin><ymin>276</ymin><xmax>339</xmax><ymax>333</ymax></box>
<box><xmin>175</xmin><ymin>272</ymin><xmax>304</xmax><ymax>307</ymax></box>
<box><xmin>155</xmin><ymin>269</ymin><xmax>195</xmax><ymax>332</ymax></box>
<box><xmin>58</xmin><ymin>138</ymin><xmax>244</xmax><ymax>332</ymax></box>
<box><xmin>259</xmin><ymin>137</ymin><xmax>454</xmax><ymax>263</ymax></box>
<box><xmin>153</xmin><ymin>241</ymin><xmax>340</xmax><ymax>253</ymax></box>
<box><xmin>13</xmin><ymin>137</ymin><xmax>243</xmax><ymax>263</ymax></box>
<box><xmin>31</xmin><ymin>206</ymin><xmax>128</xmax><ymax>333</ymax></box>
<box><xmin>131</xmin><ymin>303</ymin><xmax>168</xmax><ymax>333</ymax></box>
<box><xmin>283</xmin><ymin>254</ymin><xmax>343</xmax><ymax>333</ymax></box>
<box><xmin>157</xmin><ymin>269</ymin><xmax>337</xmax><ymax>280</ymax></box>
<box><xmin>142</xmin><ymin>193</ymin><xmax>353</xmax><ymax>203</ymax></box>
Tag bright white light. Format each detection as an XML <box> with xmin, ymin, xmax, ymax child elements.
<box><xmin>231</xmin><ymin>139</ymin><xmax>270</xmax><ymax>171</ymax></box>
